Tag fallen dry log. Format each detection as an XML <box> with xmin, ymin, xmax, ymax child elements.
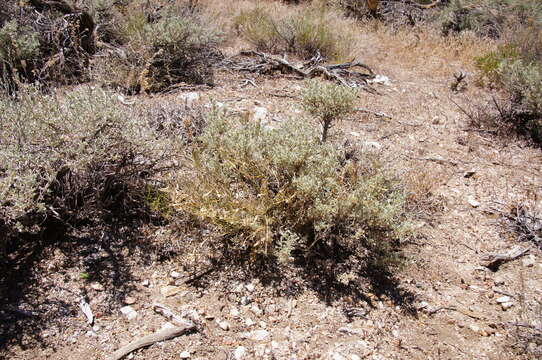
<box><xmin>227</xmin><ymin>51</ymin><xmax>378</xmax><ymax>93</ymax></box>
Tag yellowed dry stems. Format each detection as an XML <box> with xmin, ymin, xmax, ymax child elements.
<box><xmin>366</xmin><ymin>0</ymin><xmax>379</xmax><ymax>12</ymax></box>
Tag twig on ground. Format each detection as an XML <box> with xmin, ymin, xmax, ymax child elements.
<box><xmin>153</xmin><ymin>303</ymin><xmax>194</xmax><ymax>327</ymax></box>
<box><xmin>355</xmin><ymin>107</ymin><xmax>392</xmax><ymax>119</ymax></box>
<box><xmin>229</xmin><ymin>50</ymin><xmax>377</xmax><ymax>93</ymax></box>
<box><xmin>481</xmin><ymin>246</ymin><xmax>530</xmax><ymax>271</ymax></box>
<box><xmin>107</xmin><ymin>324</ymin><xmax>195</xmax><ymax>360</ymax></box>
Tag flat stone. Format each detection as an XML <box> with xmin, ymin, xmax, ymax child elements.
<box><xmin>468</xmin><ymin>198</ymin><xmax>480</xmax><ymax>208</ymax></box>
<box><xmin>170</xmin><ymin>271</ymin><xmax>181</xmax><ymax>279</ymax></box>
<box><xmin>120</xmin><ymin>306</ymin><xmax>137</xmax><ymax>320</ymax></box>
<box><xmin>90</xmin><ymin>282</ymin><xmax>104</xmax><ymax>291</ymax></box>
<box><xmin>501</xmin><ymin>302</ymin><xmax>514</xmax><ymax>310</ymax></box>
<box><xmin>216</xmin><ymin>320</ymin><xmax>230</xmax><ymax>331</ymax></box>
<box><xmin>161</xmin><ymin>286</ymin><xmax>181</xmax><ymax>297</ymax></box>
<box><xmin>242</xmin><ymin>329</ymin><xmax>269</xmax><ymax>341</ymax></box>
<box><xmin>522</xmin><ymin>255</ymin><xmax>535</xmax><ymax>267</ymax></box>
<box><xmin>230</xmin><ymin>308</ymin><xmax>240</xmax><ymax>318</ymax></box>
<box><xmin>250</xmin><ymin>304</ymin><xmax>263</xmax><ymax>316</ymax></box>
<box><xmin>123</xmin><ymin>296</ymin><xmax>136</xmax><ymax>305</ymax></box>
<box><xmin>179</xmin><ymin>92</ymin><xmax>200</xmax><ymax>108</ymax></box>
<box><xmin>234</xmin><ymin>346</ymin><xmax>246</xmax><ymax>360</ymax></box>
<box><xmin>496</xmin><ymin>296</ymin><xmax>511</xmax><ymax>304</ymax></box>
<box><xmin>179</xmin><ymin>351</ymin><xmax>191</xmax><ymax>359</ymax></box>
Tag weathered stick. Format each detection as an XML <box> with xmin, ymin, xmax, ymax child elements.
<box><xmin>153</xmin><ymin>303</ymin><xmax>194</xmax><ymax>327</ymax></box>
<box><xmin>481</xmin><ymin>246</ymin><xmax>530</xmax><ymax>271</ymax></box>
<box><xmin>107</xmin><ymin>324</ymin><xmax>195</xmax><ymax>360</ymax></box>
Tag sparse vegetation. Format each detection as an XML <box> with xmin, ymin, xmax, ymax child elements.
<box><xmin>0</xmin><ymin>85</ymin><xmax>179</xmax><ymax>250</ymax></box>
<box><xmin>301</xmin><ymin>79</ymin><xmax>358</xmax><ymax>142</ymax></box>
<box><xmin>171</xmin><ymin>113</ymin><xmax>410</xmax><ymax>269</ymax></box>
<box><xmin>234</xmin><ymin>3</ymin><xmax>355</xmax><ymax>61</ymax></box>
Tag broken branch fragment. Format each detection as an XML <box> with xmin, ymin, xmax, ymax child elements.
<box><xmin>481</xmin><ymin>246</ymin><xmax>530</xmax><ymax>271</ymax></box>
<box><xmin>107</xmin><ymin>324</ymin><xmax>196</xmax><ymax>360</ymax></box>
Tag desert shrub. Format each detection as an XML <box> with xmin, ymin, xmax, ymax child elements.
<box><xmin>0</xmin><ymin>86</ymin><xmax>180</xmax><ymax>250</ymax></box>
<box><xmin>439</xmin><ymin>0</ymin><xmax>542</xmax><ymax>38</ymax></box>
<box><xmin>472</xmin><ymin>6</ymin><xmax>542</xmax><ymax>145</ymax></box>
<box><xmin>171</xmin><ymin>114</ymin><xmax>410</xmax><ymax>269</ymax></box>
<box><xmin>234</xmin><ymin>4</ymin><xmax>355</xmax><ymax>61</ymax></box>
<box><xmin>0</xmin><ymin>1</ymin><xmax>96</xmax><ymax>88</ymax></box>
<box><xmin>93</xmin><ymin>6</ymin><xmax>221</xmax><ymax>93</ymax></box>
<box><xmin>301</xmin><ymin>79</ymin><xmax>358</xmax><ymax>142</ymax></box>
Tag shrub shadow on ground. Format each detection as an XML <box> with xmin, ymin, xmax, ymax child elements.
<box><xmin>0</xmin><ymin>216</ymin><xmax>172</xmax><ymax>354</ymax></box>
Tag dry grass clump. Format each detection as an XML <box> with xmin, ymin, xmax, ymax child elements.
<box><xmin>171</xmin><ymin>113</ymin><xmax>411</xmax><ymax>269</ymax></box>
<box><xmin>234</xmin><ymin>2</ymin><xmax>356</xmax><ymax>61</ymax></box>
<box><xmin>0</xmin><ymin>85</ymin><xmax>181</xmax><ymax>251</ymax></box>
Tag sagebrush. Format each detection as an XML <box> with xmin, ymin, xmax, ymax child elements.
<box><xmin>171</xmin><ymin>113</ymin><xmax>410</xmax><ymax>268</ymax></box>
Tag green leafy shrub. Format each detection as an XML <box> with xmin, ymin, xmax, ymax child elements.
<box><xmin>171</xmin><ymin>114</ymin><xmax>410</xmax><ymax>269</ymax></box>
<box><xmin>301</xmin><ymin>79</ymin><xmax>358</xmax><ymax>142</ymax></box>
<box><xmin>234</xmin><ymin>4</ymin><xmax>355</xmax><ymax>61</ymax></box>
<box><xmin>0</xmin><ymin>86</ymin><xmax>179</xmax><ymax>249</ymax></box>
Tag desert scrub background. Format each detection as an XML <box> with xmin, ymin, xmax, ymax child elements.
<box><xmin>234</xmin><ymin>2</ymin><xmax>356</xmax><ymax>61</ymax></box>
<box><xmin>92</xmin><ymin>1</ymin><xmax>222</xmax><ymax>93</ymax></box>
<box><xmin>0</xmin><ymin>85</ymin><xmax>182</xmax><ymax>251</ymax></box>
<box><xmin>171</xmin><ymin>113</ymin><xmax>410</xmax><ymax>269</ymax></box>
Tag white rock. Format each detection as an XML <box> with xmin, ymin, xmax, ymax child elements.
<box><xmin>85</xmin><ymin>330</ymin><xmax>97</xmax><ymax>337</ymax></box>
<box><xmin>330</xmin><ymin>353</ymin><xmax>346</xmax><ymax>360</ymax></box>
<box><xmin>92</xmin><ymin>325</ymin><xmax>100</xmax><ymax>332</ymax></box>
<box><xmin>496</xmin><ymin>296</ymin><xmax>511</xmax><ymax>304</ymax></box>
<box><xmin>234</xmin><ymin>346</ymin><xmax>246</xmax><ymax>360</ymax></box>
<box><xmin>245</xmin><ymin>318</ymin><xmax>255</xmax><ymax>327</ymax></box>
<box><xmin>216</xmin><ymin>320</ymin><xmax>230</xmax><ymax>331</ymax></box>
<box><xmin>179</xmin><ymin>351</ymin><xmax>191</xmax><ymax>359</ymax></box>
<box><xmin>250</xmin><ymin>304</ymin><xmax>263</xmax><ymax>316</ymax></box>
<box><xmin>501</xmin><ymin>302</ymin><xmax>514</xmax><ymax>310</ymax></box>
<box><xmin>251</xmin><ymin>106</ymin><xmax>268</xmax><ymax>123</ymax></box>
<box><xmin>350</xmin><ymin>131</ymin><xmax>361</xmax><ymax>137</ymax></box>
<box><xmin>240</xmin><ymin>296</ymin><xmax>252</xmax><ymax>305</ymax></box>
<box><xmin>259</xmin><ymin>321</ymin><xmax>267</xmax><ymax>328</ymax></box>
<box><xmin>180</xmin><ymin>92</ymin><xmax>200</xmax><ymax>108</ymax></box>
<box><xmin>351</xmin><ymin>356</ymin><xmax>361</xmax><ymax>360</ymax></box>
<box><xmin>161</xmin><ymin>286</ymin><xmax>181</xmax><ymax>297</ymax></box>
<box><xmin>245</xmin><ymin>283</ymin><xmax>255</xmax><ymax>292</ymax></box>
<box><xmin>468</xmin><ymin>198</ymin><xmax>480</xmax><ymax>208</ymax></box>
<box><xmin>338</xmin><ymin>327</ymin><xmax>361</xmax><ymax>335</ymax></box>
<box><xmin>242</xmin><ymin>329</ymin><xmax>269</xmax><ymax>341</ymax></box>
<box><xmin>522</xmin><ymin>255</ymin><xmax>535</xmax><ymax>267</ymax></box>
<box><xmin>254</xmin><ymin>344</ymin><xmax>266</xmax><ymax>357</ymax></box>
<box><xmin>123</xmin><ymin>296</ymin><xmax>136</xmax><ymax>305</ymax></box>
<box><xmin>367</xmin><ymin>74</ymin><xmax>391</xmax><ymax>86</ymax></box>
<box><xmin>90</xmin><ymin>282</ymin><xmax>105</xmax><ymax>291</ymax></box>
<box><xmin>493</xmin><ymin>277</ymin><xmax>505</xmax><ymax>286</ymax></box>
<box><xmin>230</xmin><ymin>308</ymin><xmax>240</xmax><ymax>318</ymax></box>
<box><xmin>363</xmin><ymin>141</ymin><xmax>382</xmax><ymax>150</ymax></box>
<box><xmin>120</xmin><ymin>306</ymin><xmax>137</xmax><ymax>320</ymax></box>
<box><xmin>170</xmin><ymin>271</ymin><xmax>181</xmax><ymax>279</ymax></box>
<box><xmin>141</xmin><ymin>279</ymin><xmax>150</xmax><ymax>287</ymax></box>
<box><xmin>469</xmin><ymin>324</ymin><xmax>480</xmax><ymax>333</ymax></box>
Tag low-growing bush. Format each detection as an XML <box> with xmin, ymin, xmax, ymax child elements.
<box><xmin>171</xmin><ymin>113</ymin><xmax>410</xmax><ymax>269</ymax></box>
<box><xmin>234</xmin><ymin>4</ymin><xmax>355</xmax><ymax>61</ymax></box>
<box><xmin>0</xmin><ymin>86</ymin><xmax>180</xmax><ymax>251</ymax></box>
<box><xmin>93</xmin><ymin>5</ymin><xmax>221</xmax><ymax>93</ymax></box>
<box><xmin>301</xmin><ymin>79</ymin><xmax>358</xmax><ymax>142</ymax></box>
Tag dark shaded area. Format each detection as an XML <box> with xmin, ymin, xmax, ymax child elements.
<box><xmin>187</xmin><ymin>234</ymin><xmax>418</xmax><ymax>318</ymax></box>
<box><xmin>0</xmin><ymin>213</ymin><xmax>171</xmax><ymax>355</ymax></box>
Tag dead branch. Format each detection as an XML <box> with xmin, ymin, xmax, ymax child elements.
<box><xmin>481</xmin><ymin>246</ymin><xmax>530</xmax><ymax>271</ymax></box>
<box><xmin>355</xmin><ymin>107</ymin><xmax>392</xmax><ymax>119</ymax></box>
<box><xmin>153</xmin><ymin>303</ymin><xmax>194</xmax><ymax>327</ymax></box>
<box><xmin>229</xmin><ymin>51</ymin><xmax>377</xmax><ymax>93</ymax></box>
<box><xmin>107</xmin><ymin>324</ymin><xmax>195</xmax><ymax>360</ymax></box>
